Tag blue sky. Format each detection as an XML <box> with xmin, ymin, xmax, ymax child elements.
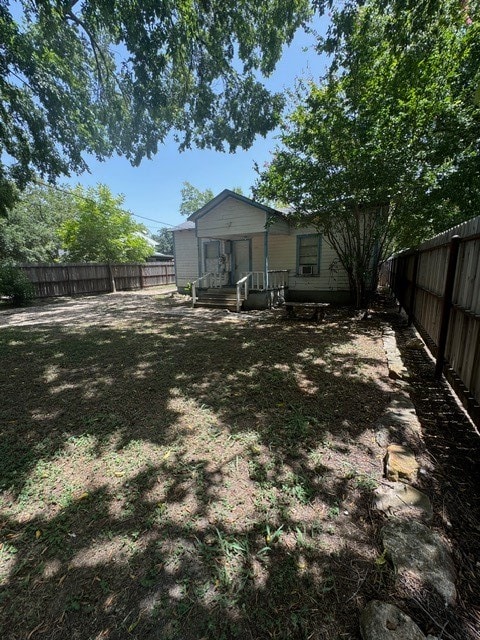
<box><xmin>64</xmin><ymin>16</ymin><xmax>330</xmax><ymax>235</ymax></box>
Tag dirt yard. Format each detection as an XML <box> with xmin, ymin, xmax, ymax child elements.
<box><xmin>0</xmin><ymin>288</ymin><xmax>478</xmax><ymax>640</ymax></box>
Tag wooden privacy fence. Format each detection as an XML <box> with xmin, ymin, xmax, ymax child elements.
<box><xmin>387</xmin><ymin>216</ymin><xmax>480</xmax><ymax>426</ymax></box>
<box><xmin>19</xmin><ymin>261</ymin><xmax>175</xmax><ymax>298</ymax></box>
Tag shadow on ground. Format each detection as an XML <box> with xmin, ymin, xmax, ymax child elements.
<box><xmin>388</xmin><ymin>309</ymin><xmax>480</xmax><ymax>640</ymax></box>
<box><xmin>0</xmin><ymin>296</ymin><xmax>406</xmax><ymax>639</ymax></box>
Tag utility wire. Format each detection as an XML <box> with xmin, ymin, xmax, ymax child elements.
<box><xmin>34</xmin><ymin>178</ymin><xmax>176</xmax><ymax>227</ymax></box>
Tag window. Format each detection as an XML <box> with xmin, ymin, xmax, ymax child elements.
<box><xmin>297</xmin><ymin>235</ymin><xmax>321</xmax><ymax>275</ymax></box>
<box><xmin>204</xmin><ymin>241</ymin><xmax>220</xmax><ymax>260</ymax></box>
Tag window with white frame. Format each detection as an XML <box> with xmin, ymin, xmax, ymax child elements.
<box><xmin>297</xmin><ymin>234</ymin><xmax>321</xmax><ymax>275</ymax></box>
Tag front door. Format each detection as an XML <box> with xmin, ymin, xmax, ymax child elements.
<box><xmin>233</xmin><ymin>240</ymin><xmax>251</xmax><ymax>283</ymax></box>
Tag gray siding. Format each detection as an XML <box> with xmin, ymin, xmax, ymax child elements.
<box><xmin>268</xmin><ymin>229</ymin><xmax>350</xmax><ymax>292</ymax></box>
<box><xmin>174</xmin><ymin>229</ymin><xmax>199</xmax><ymax>288</ymax></box>
<box><xmin>196</xmin><ymin>198</ymin><xmax>267</xmax><ymax>238</ymax></box>
<box><xmin>176</xmin><ymin>208</ymin><xmax>352</xmax><ymax>299</ymax></box>
<box><xmin>252</xmin><ymin>235</ymin><xmax>265</xmax><ymax>272</ymax></box>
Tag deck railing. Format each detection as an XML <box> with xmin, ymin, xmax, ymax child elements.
<box><xmin>243</xmin><ymin>271</ymin><xmax>264</xmax><ymax>290</ymax></box>
<box><xmin>240</xmin><ymin>270</ymin><xmax>289</xmax><ymax>291</ymax></box>
<box><xmin>191</xmin><ymin>272</ymin><xmax>213</xmax><ymax>307</ymax></box>
<box><xmin>235</xmin><ymin>273</ymin><xmax>251</xmax><ymax>313</ymax></box>
<box><xmin>268</xmin><ymin>269</ymin><xmax>289</xmax><ymax>289</ymax></box>
<box><xmin>194</xmin><ymin>269</ymin><xmax>290</xmax><ymax>312</ymax></box>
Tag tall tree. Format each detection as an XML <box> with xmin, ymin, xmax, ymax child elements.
<box><xmin>179</xmin><ymin>182</ymin><xmax>244</xmax><ymax>216</ymax></box>
<box><xmin>152</xmin><ymin>227</ymin><xmax>174</xmax><ymax>255</ymax></box>
<box><xmin>0</xmin><ymin>183</ymin><xmax>77</xmax><ymax>263</ymax></box>
<box><xmin>255</xmin><ymin>80</ymin><xmax>400</xmax><ymax>307</ymax></box>
<box><xmin>0</xmin><ymin>0</ymin><xmax>312</xmax><ymax>213</ymax></box>
<box><xmin>59</xmin><ymin>184</ymin><xmax>153</xmax><ymax>263</ymax></box>
<box><xmin>315</xmin><ymin>0</ymin><xmax>480</xmax><ymax>241</ymax></box>
<box><xmin>179</xmin><ymin>182</ymin><xmax>215</xmax><ymax>217</ymax></box>
<box><xmin>256</xmin><ymin>0</ymin><xmax>480</xmax><ymax>306</ymax></box>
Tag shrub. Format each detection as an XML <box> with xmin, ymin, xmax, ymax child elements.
<box><xmin>0</xmin><ymin>265</ymin><xmax>34</xmax><ymax>305</ymax></box>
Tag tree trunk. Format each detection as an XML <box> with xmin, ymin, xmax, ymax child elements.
<box><xmin>355</xmin><ymin>277</ymin><xmax>362</xmax><ymax>309</ymax></box>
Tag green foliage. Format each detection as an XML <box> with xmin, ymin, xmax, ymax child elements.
<box><xmin>0</xmin><ymin>0</ymin><xmax>312</xmax><ymax>212</ymax></box>
<box><xmin>257</xmin><ymin>0</ymin><xmax>480</xmax><ymax>306</ymax></box>
<box><xmin>317</xmin><ymin>0</ymin><xmax>480</xmax><ymax>241</ymax></box>
<box><xmin>0</xmin><ymin>183</ymin><xmax>77</xmax><ymax>263</ymax></box>
<box><xmin>0</xmin><ymin>265</ymin><xmax>34</xmax><ymax>304</ymax></box>
<box><xmin>180</xmin><ymin>182</ymin><xmax>215</xmax><ymax>216</ymax></box>
<box><xmin>179</xmin><ymin>182</ymin><xmax>245</xmax><ymax>216</ymax></box>
<box><xmin>151</xmin><ymin>227</ymin><xmax>174</xmax><ymax>255</ymax></box>
<box><xmin>0</xmin><ymin>179</ymin><xmax>19</xmax><ymax>219</ymax></box>
<box><xmin>59</xmin><ymin>185</ymin><xmax>153</xmax><ymax>263</ymax></box>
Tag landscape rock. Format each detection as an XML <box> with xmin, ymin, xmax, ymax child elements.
<box><xmin>382</xmin><ymin>520</ymin><xmax>456</xmax><ymax>606</ymax></box>
<box><xmin>405</xmin><ymin>338</ymin><xmax>425</xmax><ymax>350</ymax></box>
<box><xmin>382</xmin><ymin>397</ymin><xmax>419</xmax><ymax>424</ymax></box>
<box><xmin>388</xmin><ymin>362</ymin><xmax>410</xmax><ymax>381</ymax></box>
<box><xmin>385</xmin><ymin>444</ymin><xmax>419</xmax><ymax>482</ymax></box>
<box><xmin>388</xmin><ymin>395</ymin><xmax>417</xmax><ymax>413</ymax></box>
<box><xmin>374</xmin><ymin>482</ymin><xmax>433</xmax><ymax>521</ymax></box>
<box><xmin>375</xmin><ymin>428</ymin><xmax>390</xmax><ymax>448</ymax></box>
<box><xmin>383</xmin><ymin>328</ymin><xmax>410</xmax><ymax>381</ymax></box>
<box><xmin>375</xmin><ymin>396</ymin><xmax>423</xmax><ymax>446</ymax></box>
<box><xmin>360</xmin><ymin>600</ymin><xmax>426</xmax><ymax>640</ymax></box>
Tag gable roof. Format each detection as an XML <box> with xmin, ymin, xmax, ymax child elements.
<box><xmin>187</xmin><ymin>189</ymin><xmax>287</xmax><ymax>222</ymax></box>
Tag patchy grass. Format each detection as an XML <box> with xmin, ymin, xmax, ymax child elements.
<box><xmin>0</xmin><ymin>292</ymin><xmax>393</xmax><ymax>639</ymax></box>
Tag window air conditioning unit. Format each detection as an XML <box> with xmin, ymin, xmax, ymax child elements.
<box><xmin>299</xmin><ymin>265</ymin><xmax>314</xmax><ymax>275</ymax></box>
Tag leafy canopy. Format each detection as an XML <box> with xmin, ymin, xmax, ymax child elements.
<box><xmin>179</xmin><ymin>182</ymin><xmax>244</xmax><ymax>216</ymax></box>
<box><xmin>59</xmin><ymin>184</ymin><xmax>153</xmax><ymax>263</ymax></box>
<box><xmin>313</xmin><ymin>0</ymin><xmax>480</xmax><ymax>241</ymax></box>
<box><xmin>0</xmin><ymin>0</ymin><xmax>312</xmax><ymax>213</ymax></box>
<box><xmin>152</xmin><ymin>227</ymin><xmax>174</xmax><ymax>255</ymax></box>
<box><xmin>179</xmin><ymin>182</ymin><xmax>215</xmax><ymax>217</ymax></box>
<box><xmin>0</xmin><ymin>183</ymin><xmax>77</xmax><ymax>264</ymax></box>
<box><xmin>256</xmin><ymin>0</ymin><xmax>480</xmax><ymax>305</ymax></box>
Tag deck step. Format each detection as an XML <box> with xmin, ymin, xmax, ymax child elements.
<box><xmin>197</xmin><ymin>296</ymin><xmax>238</xmax><ymax>303</ymax></box>
<box><xmin>200</xmin><ymin>289</ymin><xmax>237</xmax><ymax>297</ymax></box>
<box><xmin>194</xmin><ymin>300</ymin><xmax>239</xmax><ymax>311</ymax></box>
<box><xmin>194</xmin><ymin>287</ymin><xmax>244</xmax><ymax>310</ymax></box>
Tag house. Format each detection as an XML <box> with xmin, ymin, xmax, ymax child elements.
<box><xmin>172</xmin><ymin>190</ymin><xmax>351</xmax><ymax>310</ymax></box>
<box><xmin>146</xmin><ymin>252</ymin><xmax>174</xmax><ymax>263</ymax></box>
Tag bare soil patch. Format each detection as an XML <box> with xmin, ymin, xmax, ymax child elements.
<box><xmin>0</xmin><ymin>289</ymin><xmax>476</xmax><ymax>639</ymax></box>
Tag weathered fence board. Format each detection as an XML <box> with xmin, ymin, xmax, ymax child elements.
<box><xmin>388</xmin><ymin>215</ymin><xmax>480</xmax><ymax>426</ymax></box>
<box><xmin>19</xmin><ymin>261</ymin><xmax>175</xmax><ymax>298</ymax></box>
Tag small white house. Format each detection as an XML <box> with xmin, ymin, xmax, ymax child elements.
<box><xmin>172</xmin><ymin>190</ymin><xmax>351</xmax><ymax>310</ymax></box>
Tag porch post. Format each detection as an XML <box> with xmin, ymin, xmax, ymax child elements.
<box><xmin>197</xmin><ymin>237</ymin><xmax>202</xmax><ymax>279</ymax></box>
<box><xmin>264</xmin><ymin>230</ymin><xmax>269</xmax><ymax>290</ymax></box>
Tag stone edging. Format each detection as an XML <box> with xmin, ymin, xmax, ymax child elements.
<box><xmin>358</xmin><ymin>324</ymin><xmax>456</xmax><ymax>640</ymax></box>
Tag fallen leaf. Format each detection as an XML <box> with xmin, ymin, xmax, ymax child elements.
<box><xmin>35</xmin><ymin>530</ymin><xmax>42</xmax><ymax>539</ymax></box>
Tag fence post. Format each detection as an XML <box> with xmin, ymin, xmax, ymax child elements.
<box><xmin>435</xmin><ymin>235</ymin><xmax>461</xmax><ymax>379</ymax></box>
<box><xmin>396</xmin><ymin>256</ymin><xmax>406</xmax><ymax>313</ymax></box>
<box><xmin>65</xmin><ymin>265</ymin><xmax>73</xmax><ymax>296</ymax></box>
<box><xmin>107</xmin><ymin>262</ymin><xmax>116</xmax><ymax>293</ymax></box>
<box><xmin>407</xmin><ymin>251</ymin><xmax>420</xmax><ymax>326</ymax></box>
<box><xmin>139</xmin><ymin>264</ymin><xmax>145</xmax><ymax>289</ymax></box>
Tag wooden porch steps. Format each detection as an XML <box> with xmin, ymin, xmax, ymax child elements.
<box><xmin>194</xmin><ymin>287</ymin><xmax>242</xmax><ymax>311</ymax></box>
